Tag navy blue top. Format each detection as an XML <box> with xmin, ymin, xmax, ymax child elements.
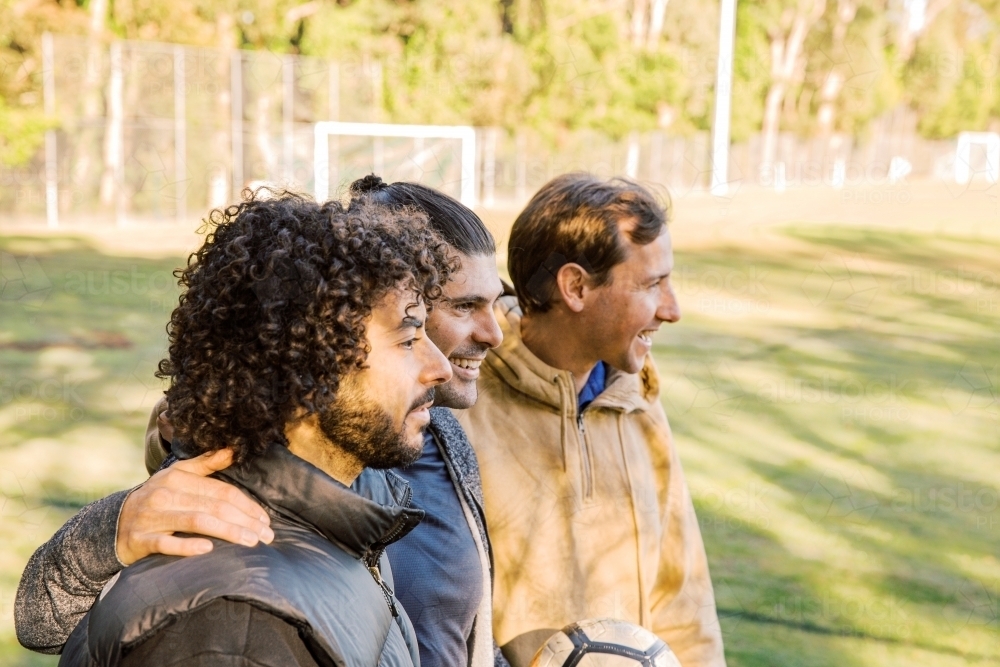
<box><xmin>386</xmin><ymin>432</ymin><xmax>483</xmax><ymax>667</ymax></box>
<box><xmin>578</xmin><ymin>361</ymin><xmax>608</xmax><ymax>412</ymax></box>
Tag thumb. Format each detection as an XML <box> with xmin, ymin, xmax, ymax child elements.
<box><xmin>173</xmin><ymin>448</ymin><xmax>235</xmax><ymax>477</ymax></box>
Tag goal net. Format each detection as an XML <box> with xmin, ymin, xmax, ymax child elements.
<box><xmin>313</xmin><ymin>122</ymin><xmax>477</xmax><ymax>206</ymax></box>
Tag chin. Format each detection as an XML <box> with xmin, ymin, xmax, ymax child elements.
<box><xmin>617</xmin><ymin>354</ymin><xmax>645</xmax><ymax>375</ymax></box>
<box><xmin>434</xmin><ymin>382</ymin><xmax>478</xmax><ymax>410</ymax></box>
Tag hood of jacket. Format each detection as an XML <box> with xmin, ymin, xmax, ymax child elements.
<box><xmin>485</xmin><ymin>296</ymin><xmax>661</xmax><ymax>416</ymax></box>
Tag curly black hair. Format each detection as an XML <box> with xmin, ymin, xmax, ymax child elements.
<box><xmin>157</xmin><ymin>191</ymin><xmax>456</xmax><ymax>463</ymax></box>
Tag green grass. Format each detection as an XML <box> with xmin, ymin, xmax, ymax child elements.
<box><xmin>1</xmin><ymin>223</ymin><xmax>997</xmax><ymax>666</ymax></box>
<box><xmin>656</xmin><ymin>225</ymin><xmax>1000</xmax><ymax>665</ymax></box>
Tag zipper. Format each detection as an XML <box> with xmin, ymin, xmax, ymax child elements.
<box><xmin>577</xmin><ymin>410</ymin><xmax>594</xmax><ymax>500</ymax></box>
<box><xmin>368</xmin><ymin>563</ymin><xmax>399</xmax><ymax>618</ymax></box>
<box><xmin>364</xmin><ymin>482</ymin><xmax>413</xmax><ymax>618</ymax></box>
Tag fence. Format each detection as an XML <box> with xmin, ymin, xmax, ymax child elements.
<box><xmin>1</xmin><ymin>34</ymin><xmax>995</xmax><ymax>227</ymax></box>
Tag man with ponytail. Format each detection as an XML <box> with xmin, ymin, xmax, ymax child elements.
<box><xmin>16</xmin><ymin>178</ymin><xmax>509</xmax><ymax>667</ymax></box>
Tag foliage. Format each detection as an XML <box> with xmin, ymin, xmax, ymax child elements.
<box><xmin>2</xmin><ymin>0</ymin><xmax>1000</xmax><ymax>165</ymax></box>
<box><xmin>0</xmin><ymin>98</ymin><xmax>54</xmax><ymax>167</ymax></box>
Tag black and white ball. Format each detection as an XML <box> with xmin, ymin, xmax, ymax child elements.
<box><xmin>529</xmin><ymin>618</ymin><xmax>681</xmax><ymax>667</ymax></box>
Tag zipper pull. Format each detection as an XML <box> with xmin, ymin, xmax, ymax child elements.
<box><xmin>368</xmin><ymin>565</ymin><xmax>399</xmax><ymax>617</ymax></box>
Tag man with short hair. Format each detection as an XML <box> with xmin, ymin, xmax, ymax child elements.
<box><xmin>58</xmin><ymin>193</ymin><xmax>454</xmax><ymax>666</ymax></box>
<box><xmin>16</xmin><ymin>180</ymin><xmax>509</xmax><ymax>667</ymax></box>
<box><xmin>458</xmin><ymin>173</ymin><xmax>727</xmax><ymax>666</ymax></box>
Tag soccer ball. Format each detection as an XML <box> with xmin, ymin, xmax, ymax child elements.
<box><xmin>529</xmin><ymin>618</ymin><xmax>681</xmax><ymax>667</ymax></box>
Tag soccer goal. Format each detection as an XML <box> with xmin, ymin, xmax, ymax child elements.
<box><xmin>313</xmin><ymin>122</ymin><xmax>477</xmax><ymax>207</ymax></box>
<box><xmin>955</xmin><ymin>132</ymin><xmax>1000</xmax><ymax>184</ymax></box>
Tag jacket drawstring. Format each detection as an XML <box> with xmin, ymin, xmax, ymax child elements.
<box><xmin>556</xmin><ymin>374</ymin><xmax>571</xmax><ymax>472</ymax></box>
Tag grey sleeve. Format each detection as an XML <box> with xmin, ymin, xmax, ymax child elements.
<box><xmin>494</xmin><ymin>642</ymin><xmax>512</xmax><ymax>667</ymax></box>
<box><xmin>14</xmin><ymin>488</ymin><xmax>132</xmax><ymax>654</ymax></box>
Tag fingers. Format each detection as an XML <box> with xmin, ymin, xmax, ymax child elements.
<box><xmin>148</xmin><ymin>535</ymin><xmax>215</xmax><ymax>558</ymax></box>
<box><xmin>146</xmin><ymin>485</ymin><xmax>274</xmax><ymax>543</ymax></box>
<box><xmin>157</xmin><ymin>410</ymin><xmax>174</xmax><ymax>443</ymax></box>
<box><xmin>173</xmin><ymin>449</ymin><xmax>234</xmax><ymax>476</ymax></box>
<box><xmin>166</xmin><ymin>510</ymin><xmax>269</xmax><ymax>548</ymax></box>
<box><xmin>117</xmin><ymin>455</ymin><xmax>275</xmax><ymax>565</ymax></box>
<box><xmin>160</xmin><ymin>471</ymin><xmax>271</xmax><ymax>528</ymax></box>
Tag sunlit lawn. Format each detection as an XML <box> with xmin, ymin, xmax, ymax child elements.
<box><xmin>1</xmin><ymin>216</ymin><xmax>997</xmax><ymax>666</ymax></box>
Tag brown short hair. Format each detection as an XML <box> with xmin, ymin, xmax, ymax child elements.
<box><xmin>508</xmin><ymin>173</ymin><xmax>669</xmax><ymax>314</ymax></box>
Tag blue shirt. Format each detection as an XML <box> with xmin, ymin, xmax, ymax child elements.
<box><xmin>578</xmin><ymin>361</ymin><xmax>608</xmax><ymax>412</ymax></box>
<box><xmin>386</xmin><ymin>432</ymin><xmax>483</xmax><ymax>667</ymax></box>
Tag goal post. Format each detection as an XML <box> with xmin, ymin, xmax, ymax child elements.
<box><xmin>955</xmin><ymin>132</ymin><xmax>1000</xmax><ymax>184</ymax></box>
<box><xmin>314</xmin><ymin>121</ymin><xmax>477</xmax><ymax>207</ymax></box>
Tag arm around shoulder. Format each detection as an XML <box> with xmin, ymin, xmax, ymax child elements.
<box><xmin>15</xmin><ymin>488</ymin><xmax>132</xmax><ymax>653</ymax></box>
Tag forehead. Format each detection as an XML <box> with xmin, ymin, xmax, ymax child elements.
<box><xmin>369</xmin><ymin>286</ymin><xmax>425</xmax><ymax>331</ymax></box>
<box><xmin>443</xmin><ymin>253</ymin><xmax>502</xmax><ymax>296</ymax></box>
<box><xmin>614</xmin><ymin>226</ymin><xmax>673</xmax><ymax>278</ymax></box>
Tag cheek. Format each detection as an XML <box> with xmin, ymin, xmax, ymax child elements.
<box><xmin>426</xmin><ymin>318</ymin><xmax>462</xmax><ymax>358</ymax></box>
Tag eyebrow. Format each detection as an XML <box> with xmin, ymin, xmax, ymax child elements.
<box><xmin>395</xmin><ymin>316</ymin><xmax>424</xmax><ymax>332</ymax></box>
<box><xmin>447</xmin><ymin>289</ymin><xmax>505</xmax><ymax>306</ymax></box>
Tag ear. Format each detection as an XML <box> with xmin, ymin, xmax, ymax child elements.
<box><xmin>553</xmin><ymin>263</ymin><xmax>591</xmax><ymax>313</ymax></box>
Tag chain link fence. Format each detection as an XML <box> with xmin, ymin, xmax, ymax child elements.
<box><xmin>1</xmin><ymin>34</ymin><xmax>992</xmax><ymax>226</ymax></box>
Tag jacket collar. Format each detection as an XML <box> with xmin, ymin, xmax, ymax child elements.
<box><xmin>175</xmin><ymin>441</ymin><xmax>424</xmax><ymax>560</ymax></box>
<box><xmin>486</xmin><ymin>296</ymin><xmax>659</xmax><ymax>415</ymax></box>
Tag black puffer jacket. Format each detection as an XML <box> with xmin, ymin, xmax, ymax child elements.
<box><xmin>58</xmin><ymin>443</ymin><xmax>425</xmax><ymax>667</ymax></box>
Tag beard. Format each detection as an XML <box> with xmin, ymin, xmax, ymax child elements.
<box><xmin>317</xmin><ymin>385</ymin><xmax>433</xmax><ymax>470</ymax></box>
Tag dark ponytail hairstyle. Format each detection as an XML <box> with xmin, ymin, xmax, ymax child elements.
<box><xmin>350</xmin><ymin>175</ymin><xmax>495</xmax><ymax>257</ymax></box>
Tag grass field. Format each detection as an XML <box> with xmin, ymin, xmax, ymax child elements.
<box><xmin>1</xmin><ymin>183</ymin><xmax>998</xmax><ymax>665</ymax></box>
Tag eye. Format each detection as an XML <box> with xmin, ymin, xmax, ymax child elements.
<box><xmin>453</xmin><ymin>301</ymin><xmax>475</xmax><ymax>313</ymax></box>
<box><xmin>401</xmin><ymin>337</ymin><xmax>418</xmax><ymax>350</ymax></box>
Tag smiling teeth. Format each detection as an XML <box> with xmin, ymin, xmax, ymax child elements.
<box><xmin>638</xmin><ymin>331</ymin><xmax>655</xmax><ymax>343</ymax></box>
<box><xmin>452</xmin><ymin>358</ymin><xmax>482</xmax><ymax>370</ymax></box>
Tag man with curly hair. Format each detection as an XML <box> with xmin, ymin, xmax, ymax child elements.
<box><xmin>16</xmin><ymin>181</ymin><xmax>510</xmax><ymax>667</ymax></box>
<box><xmin>55</xmin><ymin>193</ymin><xmax>454</xmax><ymax>666</ymax></box>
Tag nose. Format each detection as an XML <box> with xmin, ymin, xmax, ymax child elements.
<box><xmin>474</xmin><ymin>309</ymin><xmax>504</xmax><ymax>350</ymax></box>
<box><xmin>419</xmin><ymin>336</ymin><xmax>453</xmax><ymax>387</ymax></box>
<box><xmin>657</xmin><ymin>281</ymin><xmax>681</xmax><ymax>323</ymax></box>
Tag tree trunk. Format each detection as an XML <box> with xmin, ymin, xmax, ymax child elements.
<box><xmin>630</xmin><ymin>0</ymin><xmax>649</xmax><ymax>49</ymax></box>
<box><xmin>71</xmin><ymin>0</ymin><xmax>108</xmax><ymax>206</ymax></box>
<box><xmin>646</xmin><ymin>0</ymin><xmax>670</xmax><ymax>48</ymax></box>
<box><xmin>210</xmin><ymin>13</ymin><xmax>236</xmax><ymax>208</ymax></box>
<box><xmin>816</xmin><ymin>0</ymin><xmax>857</xmax><ymax>136</ymax></box>
<box><xmin>760</xmin><ymin>0</ymin><xmax>827</xmax><ymax>168</ymax></box>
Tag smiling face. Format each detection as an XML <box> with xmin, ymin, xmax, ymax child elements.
<box><xmin>319</xmin><ymin>286</ymin><xmax>452</xmax><ymax>468</ymax></box>
<box><xmin>425</xmin><ymin>253</ymin><xmax>505</xmax><ymax>409</ymax></box>
<box><xmin>582</xmin><ymin>224</ymin><xmax>680</xmax><ymax>373</ymax></box>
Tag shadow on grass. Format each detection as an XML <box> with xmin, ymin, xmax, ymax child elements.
<box><xmin>1</xmin><ymin>235</ymin><xmax>182</xmax><ymax>664</ymax></box>
<box><xmin>662</xmin><ymin>224</ymin><xmax>999</xmax><ymax>666</ymax></box>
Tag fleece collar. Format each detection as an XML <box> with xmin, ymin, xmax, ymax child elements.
<box><xmin>485</xmin><ymin>296</ymin><xmax>660</xmax><ymax>416</ymax></box>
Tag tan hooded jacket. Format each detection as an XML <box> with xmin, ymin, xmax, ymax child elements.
<box><xmin>456</xmin><ymin>297</ymin><xmax>726</xmax><ymax>667</ymax></box>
